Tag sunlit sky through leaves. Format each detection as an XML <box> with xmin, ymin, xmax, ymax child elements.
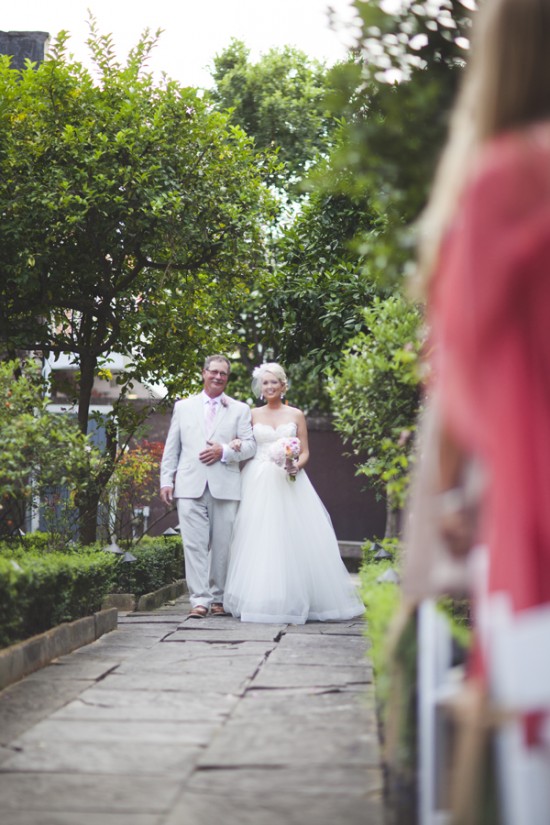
<box><xmin>2</xmin><ymin>0</ymin><xmax>360</xmax><ymax>87</ymax></box>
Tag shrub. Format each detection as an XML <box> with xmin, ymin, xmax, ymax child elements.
<box><xmin>329</xmin><ymin>296</ymin><xmax>423</xmax><ymax>534</ymax></box>
<box><xmin>0</xmin><ymin>536</ymin><xmax>184</xmax><ymax>648</ymax></box>
<box><xmin>0</xmin><ymin>549</ymin><xmax>117</xmax><ymax>648</ymax></box>
<box><xmin>108</xmin><ymin>536</ymin><xmax>184</xmax><ymax>597</ymax></box>
<box><xmin>99</xmin><ymin>440</ymin><xmax>164</xmax><ymax>543</ymax></box>
<box><xmin>0</xmin><ymin>359</ymin><xmax>102</xmax><ymax>543</ymax></box>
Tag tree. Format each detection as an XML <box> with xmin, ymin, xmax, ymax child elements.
<box><xmin>325</xmin><ymin>0</ymin><xmax>474</xmax><ymax>284</ymax></box>
<box><xmin>0</xmin><ymin>24</ymin><xmax>277</xmax><ymax>541</ymax></box>
<box><xmin>0</xmin><ymin>360</ymin><xmax>100</xmax><ymax>542</ymax></box>
<box><xmin>329</xmin><ymin>295</ymin><xmax>423</xmax><ymax>536</ymax></box>
<box><xmin>228</xmin><ymin>125</ymin><xmax>384</xmax><ymax>412</ymax></box>
<box><xmin>209</xmin><ymin>39</ymin><xmax>336</xmax><ymax>188</ymax></box>
<box><xmin>99</xmin><ymin>439</ymin><xmax>164</xmax><ymax>545</ymax></box>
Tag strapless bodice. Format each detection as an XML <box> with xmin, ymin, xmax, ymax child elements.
<box><xmin>253</xmin><ymin>422</ymin><xmax>298</xmax><ymax>461</ymax></box>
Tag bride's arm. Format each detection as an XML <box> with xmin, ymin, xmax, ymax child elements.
<box><xmin>295</xmin><ymin>411</ymin><xmax>309</xmax><ymax>470</ymax></box>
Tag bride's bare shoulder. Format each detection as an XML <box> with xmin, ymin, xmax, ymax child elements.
<box><xmin>286</xmin><ymin>405</ymin><xmax>305</xmax><ymax>422</ymax></box>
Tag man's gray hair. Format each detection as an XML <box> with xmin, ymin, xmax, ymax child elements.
<box><xmin>204</xmin><ymin>354</ymin><xmax>231</xmax><ymax>372</ymax></box>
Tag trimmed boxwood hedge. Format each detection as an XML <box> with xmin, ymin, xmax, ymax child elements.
<box><xmin>0</xmin><ymin>550</ymin><xmax>117</xmax><ymax>649</ymax></box>
<box><xmin>0</xmin><ymin>536</ymin><xmax>184</xmax><ymax>649</ymax></box>
<box><xmin>108</xmin><ymin>537</ymin><xmax>183</xmax><ymax>598</ymax></box>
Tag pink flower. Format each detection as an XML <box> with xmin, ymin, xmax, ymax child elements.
<box><xmin>270</xmin><ymin>437</ymin><xmax>301</xmax><ymax>482</ymax></box>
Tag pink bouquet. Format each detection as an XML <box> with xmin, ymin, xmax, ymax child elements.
<box><xmin>270</xmin><ymin>436</ymin><xmax>301</xmax><ymax>482</ymax></box>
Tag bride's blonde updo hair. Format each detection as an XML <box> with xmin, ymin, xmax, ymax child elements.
<box><xmin>251</xmin><ymin>362</ymin><xmax>288</xmax><ymax>398</ymax></box>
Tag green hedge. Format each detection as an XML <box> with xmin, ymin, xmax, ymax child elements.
<box><xmin>360</xmin><ymin>538</ymin><xmax>473</xmax><ymax>825</ymax></box>
<box><xmin>359</xmin><ymin>539</ymin><xmax>402</xmax><ymax>704</ymax></box>
<box><xmin>0</xmin><ymin>550</ymin><xmax>117</xmax><ymax>649</ymax></box>
<box><xmin>0</xmin><ymin>536</ymin><xmax>184</xmax><ymax>649</ymax></box>
<box><xmin>108</xmin><ymin>537</ymin><xmax>184</xmax><ymax>597</ymax></box>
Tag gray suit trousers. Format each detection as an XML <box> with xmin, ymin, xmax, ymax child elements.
<box><xmin>177</xmin><ymin>490</ymin><xmax>238</xmax><ymax>608</ymax></box>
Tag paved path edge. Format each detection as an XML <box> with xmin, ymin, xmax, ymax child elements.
<box><xmin>0</xmin><ymin>607</ymin><xmax>118</xmax><ymax>691</ymax></box>
<box><xmin>102</xmin><ymin>578</ymin><xmax>187</xmax><ymax>612</ymax></box>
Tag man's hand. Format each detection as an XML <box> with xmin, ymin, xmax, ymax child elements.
<box><xmin>199</xmin><ymin>441</ymin><xmax>223</xmax><ymax>465</ymax></box>
<box><xmin>160</xmin><ymin>486</ymin><xmax>174</xmax><ymax>506</ymax></box>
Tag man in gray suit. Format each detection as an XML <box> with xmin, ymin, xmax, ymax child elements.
<box><xmin>160</xmin><ymin>355</ymin><xmax>256</xmax><ymax>618</ymax></box>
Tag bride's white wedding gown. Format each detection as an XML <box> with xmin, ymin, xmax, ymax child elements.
<box><xmin>223</xmin><ymin>422</ymin><xmax>365</xmax><ymax>624</ymax></box>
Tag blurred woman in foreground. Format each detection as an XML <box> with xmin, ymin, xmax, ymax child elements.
<box><xmin>411</xmin><ymin>0</ymin><xmax>550</xmax><ymax>821</ymax></box>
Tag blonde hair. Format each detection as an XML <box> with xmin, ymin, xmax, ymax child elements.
<box><xmin>251</xmin><ymin>362</ymin><xmax>288</xmax><ymax>398</ymax></box>
<box><xmin>415</xmin><ymin>0</ymin><xmax>550</xmax><ymax>294</ymax></box>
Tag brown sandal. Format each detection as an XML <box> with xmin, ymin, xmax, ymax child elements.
<box><xmin>188</xmin><ymin>605</ymin><xmax>208</xmax><ymax>618</ymax></box>
<box><xmin>211</xmin><ymin>603</ymin><xmax>229</xmax><ymax>616</ymax></box>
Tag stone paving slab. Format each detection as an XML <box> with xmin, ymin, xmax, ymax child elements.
<box><xmin>0</xmin><ymin>591</ymin><xmax>385</xmax><ymax>825</ymax></box>
<box><xmin>0</xmin><ymin>773</ymin><xmax>182</xmax><ymax>812</ymax></box>
<box><xmin>250</xmin><ymin>661</ymin><xmax>373</xmax><ymax>689</ymax></box>
<box><xmin>163</xmin><ymin>786</ymin><xmax>384</xmax><ymax>825</ymax></box>
<box><xmin>92</xmin><ymin>631</ymin><xmax>170</xmax><ymax>646</ymax></box>
<box><xmin>185</xmin><ymin>762</ymin><xmax>383</xmax><ymax>797</ymax></box>
<box><xmin>114</xmin><ymin>640</ymin><xmax>275</xmax><ymax>671</ymax></box>
<box><xmin>268</xmin><ymin>631</ymin><xmax>369</xmax><ymax>666</ymax></box>
<box><xmin>0</xmin><ymin>678</ymin><xmax>93</xmax><ymax>745</ymax></box>
<box><xmin>164</xmin><ymin>623</ymin><xmax>285</xmax><ymax>642</ymax></box>
<box><xmin>94</xmin><ymin>654</ymin><xmax>263</xmax><ymax>694</ymax></box>
<box><xmin>230</xmin><ymin>683</ymin><xmax>378</xmax><ymax>721</ymax></box>
<box><xmin>21</xmin><ymin>658</ymin><xmax>120</xmax><ymax>682</ymax></box>
<box><xmin>55</xmin><ymin>645</ymin><xmax>146</xmax><ymax>663</ymax></box>
<box><xmin>10</xmin><ymin>717</ymin><xmax>218</xmax><ymax>745</ymax></box>
<box><xmin>2</xmin><ymin>814</ymin><xmax>161</xmax><ymax>825</ymax></box>
<box><xmin>118</xmin><ymin>613</ymin><xmax>183</xmax><ymax>624</ymax></box>
<box><xmin>1</xmin><ymin>739</ymin><xmax>202</xmax><ymax>776</ymax></box>
<box><xmin>197</xmin><ymin>716</ymin><xmax>380</xmax><ymax>767</ymax></box>
<box><xmin>49</xmin><ymin>687</ymin><xmax>238</xmax><ymax>722</ymax></box>
<box><xmin>284</xmin><ymin>620</ymin><xmax>366</xmax><ymax>636</ymax></box>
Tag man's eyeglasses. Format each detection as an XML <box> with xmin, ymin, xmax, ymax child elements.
<box><xmin>206</xmin><ymin>369</ymin><xmax>229</xmax><ymax>378</ymax></box>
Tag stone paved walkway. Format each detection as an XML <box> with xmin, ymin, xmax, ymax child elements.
<box><xmin>0</xmin><ymin>590</ymin><xmax>385</xmax><ymax>825</ymax></box>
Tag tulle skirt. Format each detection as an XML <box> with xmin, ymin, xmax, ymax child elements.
<box><xmin>223</xmin><ymin>458</ymin><xmax>364</xmax><ymax>624</ymax></box>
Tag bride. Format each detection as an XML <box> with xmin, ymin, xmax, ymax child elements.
<box><xmin>223</xmin><ymin>362</ymin><xmax>364</xmax><ymax>624</ymax></box>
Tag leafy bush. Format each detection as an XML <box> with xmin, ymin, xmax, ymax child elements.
<box><xmin>0</xmin><ymin>531</ymin><xmax>56</xmax><ymax>555</ymax></box>
<box><xmin>0</xmin><ymin>359</ymin><xmax>101</xmax><ymax>543</ymax></box>
<box><xmin>360</xmin><ymin>538</ymin><xmax>402</xmax><ymax>696</ymax></box>
<box><xmin>108</xmin><ymin>537</ymin><xmax>183</xmax><ymax>597</ymax></box>
<box><xmin>0</xmin><ymin>536</ymin><xmax>184</xmax><ymax>648</ymax></box>
<box><xmin>99</xmin><ymin>440</ymin><xmax>164</xmax><ymax>543</ymax></box>
<box><xmin>0</xmin><ymin>549</ymin><xmax>117</xmax><ymax>648</ymax></box>
<box><xmin>329</xmin><ymin>295</ymin><xmax>423</xmax><ymax>532</ymax></box>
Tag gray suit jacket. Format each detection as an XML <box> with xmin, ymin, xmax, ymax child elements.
<box><xmin>160</xmin><ymin>394</ymin><xmax>255</xmax><ymax>500</ymax></box>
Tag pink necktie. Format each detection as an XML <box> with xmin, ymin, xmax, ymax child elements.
<box><xmin>205</xmin><ymin>398</ymin><xmax>217</xmax><ymax>431</ymax></box>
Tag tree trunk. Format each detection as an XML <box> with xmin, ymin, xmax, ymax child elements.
<box><xmin>77</xmin><ymin>352</ymin><xmax>98</xmax><ymax>545</ymax></box>
<box><xmin>384</xmin><ymin>496</ymin><xmax>401</xmax><ymax>539</ymax></box>
<box><xmin>78</xmin><ymin>487</ymin><xmax>102</xmax><ymax>546</ymax></box>
<box><xmin>77</xmin><ymin>352</ymin><xmax>96</xmax><ymax>438</ymax></box>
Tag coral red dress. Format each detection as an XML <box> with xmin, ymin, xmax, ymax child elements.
<box><xmin>432</xmin><ymin>122</ymin><xmax>550</xmax><ymax>615</ymax></box>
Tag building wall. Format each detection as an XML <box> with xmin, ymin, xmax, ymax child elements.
<box><xmin>0</xmin><ymin>31</ymin><xmax>49</xmax><ymax>68</ymax></box>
